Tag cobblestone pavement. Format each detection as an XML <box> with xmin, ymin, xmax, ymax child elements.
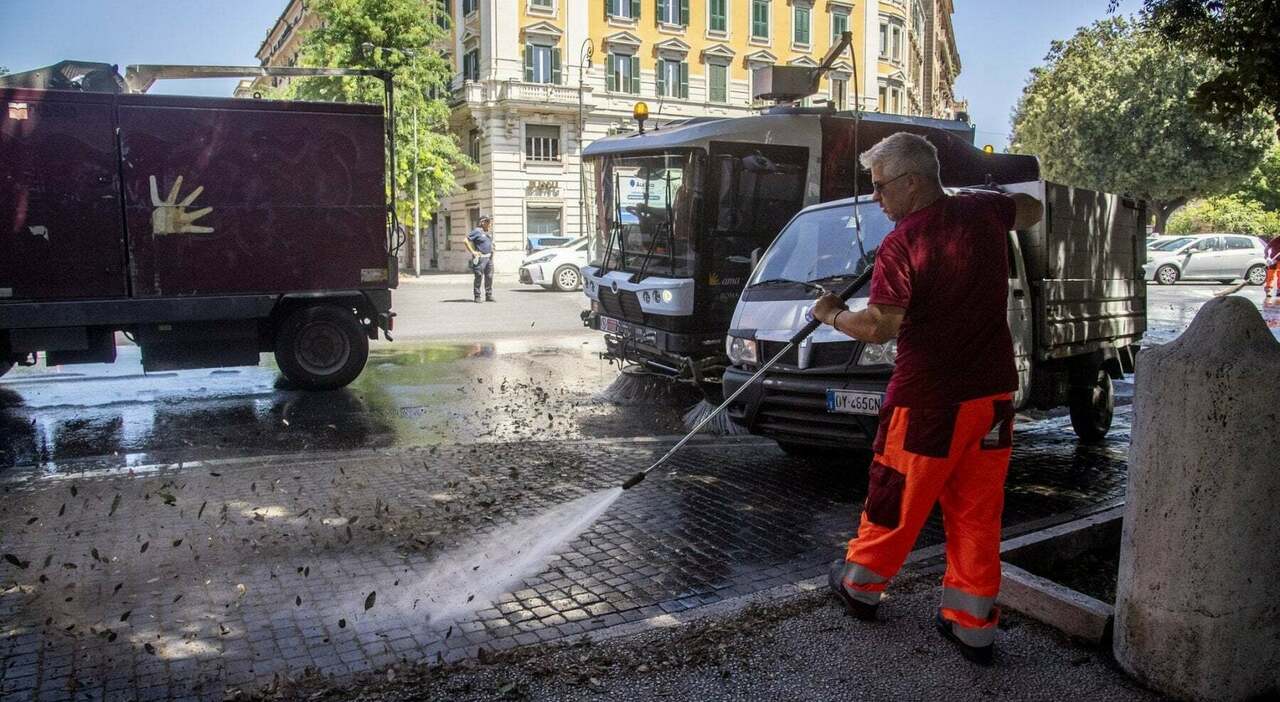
<box><xmin>0</xmin><ymin>409</ymin><xmax>1130</xmax><ymax>700</ymax></box>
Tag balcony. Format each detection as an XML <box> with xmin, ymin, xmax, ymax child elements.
<box><xmin>451</xmin><ymin>79</ymin><xmax>594</xmax><ymax>114</ymax></box>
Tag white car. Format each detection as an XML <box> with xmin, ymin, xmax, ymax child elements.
<box><xmin>518</xmin><ymin>237</ymin><xmax>588</xmax><ymax>291</ymax></box>
<box><xmin>1142</xmin><ymin>234</ymin><xmax>1269</xmax><ymax>285</ymax></box>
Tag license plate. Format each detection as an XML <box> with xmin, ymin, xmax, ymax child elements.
<box><xmin>826</xmin><ymin>389</ymin><xmax>883</xmax><ymax>416</ymax></box>
<box><xmin>600</xmin><ymin>316</ymin><xmax>620</xmax><ymax>333</ymax></box>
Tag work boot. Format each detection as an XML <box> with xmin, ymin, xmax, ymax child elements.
<box><xmin>934</xmin><ymin>611</ymin><xmax>994</xmax><ymax>666</ymax></box>
<box><xmin>485</xmin><ymin>295</ymin><xmax>495</xmax><ymax>302</ymax></box>
<box><xmin>474</xmin><ymin>295</ymin><xmax>482</xmax><ymax>303</ymax></box>
<box><xmin>828</xmin><ymin>560</ymin><xmax>879</xmax><ymax>621</ymax></box>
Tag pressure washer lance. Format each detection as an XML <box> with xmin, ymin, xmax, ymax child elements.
<box><xmin>621</xmin><ymin>267</ymin><xmax>874</xmax><ymax>490</ymax></box>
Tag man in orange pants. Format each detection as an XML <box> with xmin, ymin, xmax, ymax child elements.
<box><xmin>1264</xmin><ymin>236</ymin><xmax>1280</xmax><ymax>297</ymax></box>
<box><xmin>813</xmin><ymin>132</ymin><xmax>1042</xmax><ymax>665</ymax></box>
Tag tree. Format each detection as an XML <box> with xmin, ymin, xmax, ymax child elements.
<box><xmin>1131</xmin><ymin>0</ymin><xmax>1280</xmax><ymax>132</ymax></box>
<box><xmin>285</xmin><ymin>0</ymin><xmax>471</xmax><ymax>222</ymax></box>
<box><xmin>1236</xmin><ymin>142</ymin><xmax>1280</xmax><ymax>213</ymax></box>
<box><xmin>1166</xmin><ymin>195</ymin><xmax>1280</xmax><ymax>236</ymax></box>
<box><xmin>1010</xmin><ymin>18</ymin><xmax>1273</xmax><ymax>232</ymax></box>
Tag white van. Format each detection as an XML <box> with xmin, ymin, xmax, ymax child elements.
<box><xmin>721</xmin><ymin>182</ymin><xmax>1147</xmax><ymax>454</ymax></box>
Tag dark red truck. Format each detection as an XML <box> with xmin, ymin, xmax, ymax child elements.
<box><xmin>1</xmin><ymin>61</ymin><xmax>399</xmax><ymax>389</ymax></box>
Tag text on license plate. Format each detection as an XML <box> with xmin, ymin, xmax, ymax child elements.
<box><xmin>826</xmin><ymin>389</ymin><xmax>883</xmax><ymax>416</ymax></box>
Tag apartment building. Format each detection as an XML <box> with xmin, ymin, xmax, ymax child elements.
<box><xmin>253</xmin><ymin>0</ymin><xmax>963</xmax><ymax>273</ymax></box>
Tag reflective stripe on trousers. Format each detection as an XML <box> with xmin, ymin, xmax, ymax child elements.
<box><xmin>940</xmin><ymin>586</ymin><xmax>999</xmax><ymax>643</ymax></box>
<box><xmin>839</xmin><ymin>562</ymin><xmax>888</xmax><ymax>605</ymax></box>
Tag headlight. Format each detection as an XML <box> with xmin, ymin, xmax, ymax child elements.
<box><xmin>661</xmin><ymin>289</ymin><xmax>674</xmax><ymax>303</ymax></box>
<box><xmin>858</xmin><ymin>339</ymin><xmax>898</xmax><ymax>366</ymax></box>
<box><xmin>525</xmin><ymin>253</ymin><xmax>556</xmax><ymax>264</ymax></box>
<box><xmin>726</xmin><ymin>336</ymin><xmax>758</xmax><ymax>366</ymax></box>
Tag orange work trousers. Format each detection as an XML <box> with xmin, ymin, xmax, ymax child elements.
<box><xmin>840</xmin><ymin>393</ymin><xmax>1014</xmax><ymax>648</ymax></box>
<box><xmin>1266</xmin><ymin>265</ymin><xmax>1280</xmax><ymax>293</ymax></box>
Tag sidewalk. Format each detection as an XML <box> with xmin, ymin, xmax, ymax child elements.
<box><xmin>397</xmin><ymin>271</ymin><xmax>521</xmax><ymax>286</ymax></box>
<box><xmin>257</xmin><ymin>566</ymin><xmax>1158</xmax><ymax>701</ymax></box>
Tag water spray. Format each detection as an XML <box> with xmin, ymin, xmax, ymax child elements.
<box><xmin>621</xmin><ymin>268</ymin><xmax>874</xmax><ymax>490</ymax></box>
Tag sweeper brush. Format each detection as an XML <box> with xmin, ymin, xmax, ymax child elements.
<box><xmin>621</xmin><ymin>268</ymin><xmax>874</xmax><ymax>490</ymax></box>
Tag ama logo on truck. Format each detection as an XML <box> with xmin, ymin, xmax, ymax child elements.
<box><xmin>149</xmin><ymin>175</ymin><xmax>213</xmax><ymax>235</ymax></box>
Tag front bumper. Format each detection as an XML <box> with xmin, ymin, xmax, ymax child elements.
<box><xmin>519</xmin><ymin>265</ymin><xmax>546</xmax><ymax>285</ymax></box>
<box><xmin>723</xmin><ymin>365</ymin><xmax>888</xmax><ymax>449</ymax></box>
<box><xmin>587</xmin><ymin>312</ymin><xmax>724</xmax><ymax>376</ymax></box>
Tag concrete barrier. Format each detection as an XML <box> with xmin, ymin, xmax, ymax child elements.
<box><xmin>1116</xmin><ymin>296</ymin><xmax>1280</xmax><ymax>701</ymax></box>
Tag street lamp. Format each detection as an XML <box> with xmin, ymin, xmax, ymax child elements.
<box><xmin>363</xmin><ymin>43</ymin><xmax>428</xmax><ymax>276</ymax></box>
<box><xmin>578</xmin><ymin>39</ymin><xmax>594</xmax><ymax>244</ymax></box>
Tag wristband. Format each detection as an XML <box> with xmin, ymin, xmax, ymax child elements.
<box><xmin>831</xmin><ymin>309</ymin><xmax>845</xmax><ymax>327</ymax></box>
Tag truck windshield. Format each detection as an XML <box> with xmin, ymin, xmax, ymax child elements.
<box><xmin>588</xmin><ymin>151</ymin><xmax>701</xmax><ymax>278</ymax></box>
<box><xmin>747</xmin><ymin>202</ymin><xmax>894</xmax><ymax>288</ymax></box>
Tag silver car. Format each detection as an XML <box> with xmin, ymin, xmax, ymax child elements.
<box><xmin>1142</xmin><ymin>234</ymin><xmax>1269</xmax><ymax>285</ymax></box>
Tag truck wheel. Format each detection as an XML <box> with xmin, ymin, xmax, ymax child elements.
<box><xmin>274</xmin><ymin>305</ymin><xmax>369</xmax><ymax>390</ymax></box>
<box><xmin>1069</xmin><ymin>367</ymin><xmax>1114</xmax><ymax>443</ymax></box>
<box><xmin>1155</xmin><ymin>264</ymin><xmax>1180</xmax><ymax>285</ymax></box>
<box><xmin>1246</xmin><ymin>265</ymin><xmax>1267</xmax><ymax>286</ymax></box>
<box><xmin>553</xmin><ymin>265</ymin><xmax>581</xmax><ymax>292</ymax></box>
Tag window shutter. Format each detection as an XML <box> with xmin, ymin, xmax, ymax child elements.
<box><xmin>679</xmin><ymin>61</ymin><xmax>688</xmax><ymax>98</ymax></box>
<box><xmin>524</xmin><ymin>45</ymin><xmax>535</xmax><ymax>82</ymax></box>
<box><xmin>631</xmin><ymin>0</ymin><xmax>640</xmax><ymax>19</ymax></box>
<box><xmin>679</xmin><ymin>0</ymin><xmax>688</xmax><ymax>25</ymax></box>
<box><xmin>656</xmin><ymin>61</ymin><xmax>666</xmax><ymax>96</ymax></box>
<box><xmin>655</xmin><ymin>0</ymin><xmax>662</xmax><ymax>22</ymax></box>
<box><xmin>551</xmin><ymin>47</ymin><xmax>562</xmax><ymax>84</ymax></box>
<box><xmin>607</xmin><ymin>53</ymin><xmax>616</xmax><ymax>91</ymax></box>
<box><xmin>604</xmin><ymin>0</ymin><xmax>610</xmax><ymax>19</ymax></box>
<box><xmin>630</xmin><ymin>56</ymin><xmax>640</xmax><ymax>93</ymax></box>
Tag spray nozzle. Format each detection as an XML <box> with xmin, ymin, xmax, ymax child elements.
<box><xmin>621</xmin><ymin>472</ymin><xmax>646</xmax><ymax>490</ymax></box>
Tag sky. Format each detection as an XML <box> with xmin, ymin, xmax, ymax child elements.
<box><xmin>0</xmin><ymin>0</ymin><xmax>1138</xmax><ymax>147</ymax></box>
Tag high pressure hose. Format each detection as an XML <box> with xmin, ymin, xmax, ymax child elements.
<box><xmin>620</xmin><ymin>266</ymin><xmax>874</xmax><ymax>490</ymax></box>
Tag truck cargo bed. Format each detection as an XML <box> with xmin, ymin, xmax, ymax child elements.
<box><xmin>1009</xmin><ymin>181</ymin><xmax>1147</xmax><ymax>361</ymax></box>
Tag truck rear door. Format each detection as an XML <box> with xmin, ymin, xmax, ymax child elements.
<box><xmin>1</xmin><ymin>88</ymin><xmax>126</xmax><ymax>301</ymax></box>
<box><xmin>115</xmin><ymin>94</ymin><xmax>387</xmax><ymax>297</ymax></box>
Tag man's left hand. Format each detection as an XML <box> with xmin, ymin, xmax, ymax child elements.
<box><xmin>813</xmin><ymin>293</ymin><xmax>846</xmax><ymax>326</ymax></box>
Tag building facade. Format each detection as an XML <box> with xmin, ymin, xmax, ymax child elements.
<box><xmin>254</xmin><ymin>0</ymin><xmax>963</xmax><ymax>273</ymax></box>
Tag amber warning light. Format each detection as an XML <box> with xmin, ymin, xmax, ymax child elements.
<box><xmin>633</xmin><ymin>101</ymin><xmax>649</xmax><ymax>133</ymax></box>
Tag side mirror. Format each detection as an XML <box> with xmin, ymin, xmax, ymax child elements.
<box><xmin>750</xmin><ymin>247</ymin><xmax>763</xmax><ymax>270</ymax></box>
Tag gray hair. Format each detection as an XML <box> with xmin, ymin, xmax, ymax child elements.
<box><xmin>858</xmin><ymin>132</ymin><xmax>941</xmax><ymax>186</ymax></box>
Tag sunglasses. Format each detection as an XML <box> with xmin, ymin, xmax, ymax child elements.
<box><xmin>871</xmin><ymin>172</ymin><xmax>912</xmax><ymax>192</ymax></box>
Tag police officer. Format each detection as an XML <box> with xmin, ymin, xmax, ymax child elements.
<box><xmin>465</xmin><ymin>215</ymin><xmax>495</xmax><ymax>303</ymax></box>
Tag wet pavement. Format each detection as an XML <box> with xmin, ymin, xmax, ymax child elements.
<box><xmin>0</xmin><ymin>408</ymin><xmax>1129</xmax><ymax>700</ymax></box>
<box><xmin>0</xmin><ymin>283</ymin><xmax>1268</xmax><ymax>699</ymax></box>
<box><xmin>0</xmin><ymin>335</ymin><xmax>690</xmax><ymax>475</ymax></box>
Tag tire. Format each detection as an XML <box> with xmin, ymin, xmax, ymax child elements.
<box><xmin>1069</xmin><ymin>367</ymin><xmax>1114</xmax><ymax>443</ymax></box>
<box><xmin>1246</xmin><ymin>264</ymin><xmax>1267</xmax><ymax>286</ymax></box>
<box><xmin>273</xmin><ymin>304</ymin><xmax>369</xmax><ymax>390</ymax></box>
<box><xmin>553</xmin><ymin>265</ymin><xmax>581</xmax><ymax>292</ymax></box>
<box><xmin>1155</xmin><ymin>264</ymin><xmax>1180</xmax><ymax>285</ymax></box>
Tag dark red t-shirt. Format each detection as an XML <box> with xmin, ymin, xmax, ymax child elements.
<box><xmin>868</xmin><ymin>191</ymin><xmax>1018</xmax><ymax>409</ymax></box>
<box><xmin>1265</xmin><ymin>237</ymin><xmax>1280</xmax><ymax>265</ymax></box>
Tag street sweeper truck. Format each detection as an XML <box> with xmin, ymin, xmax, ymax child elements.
<box><xmin>580</xmin><ymin>40</ymin><xmax>1039</xmax><ymax>404</ymax></box>
<box><xmin>0</xmin><ymin>61</ymin><xmax>400</xmax><ymax>389</ymax></box>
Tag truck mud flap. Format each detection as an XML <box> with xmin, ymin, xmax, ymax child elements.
<box><xmin>138</xmin><ymin>320</ymin><xmax>259</xmax><ymax>372</ymax></box>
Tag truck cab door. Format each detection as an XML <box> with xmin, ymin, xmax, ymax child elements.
<box><xmin>1007</xmin><ymin>232</ymin><xmax>1033</xmax><ymax>408</ymax></box>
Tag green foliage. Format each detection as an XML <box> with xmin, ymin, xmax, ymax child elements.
<box><xmin>1167</xmin><ymin>194</ymin><xmax>1280</xmax><ymax>236</ymax></box>
<box><xmin>286</xmin><ymin>0</ymin><xmax>471</xmax><ymax>220</ymax></box>
<box><xmin>1009</xmin><ymin>17</ymin><xmax>1273</xmax><ymax>231</ymax></box>
<box><xmin>1236</xmin><ymin>142</ymin><xmax>1280</xmax><ymax>213</ymax></box>
<box><xmin>1138</xmin><ymin>0</ymin><xmax>1280</xmax><ymax>129</ymax></box>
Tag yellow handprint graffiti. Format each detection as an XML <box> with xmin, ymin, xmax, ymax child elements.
<box><xmin>150</xmin><ymin>175</ymin><xmax>214</xmax><ymax>235</ymax></box>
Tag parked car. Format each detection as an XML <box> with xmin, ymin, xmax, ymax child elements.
<box><xmin>519</xmin><ymin>238</ymin><xmax>588</xmax><ymax>291</ymax></box>
<box><xmin>526</xmin><ymin>234</ymin><xmax>574</xmax><ymax>254</ymax></box>
<box><xmin>1142</xmin><ymin>234</ymin><xmax>1268</xmax><ymax>285</ymax></box>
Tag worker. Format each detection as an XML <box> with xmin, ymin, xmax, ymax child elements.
<box><xmin>465</xmin><ymin>215</ymin><xmax>495</xmax><ymax>303</ymax></box>
<box><xmin>1264</xmin><ymin>235</ymin><xmax>1280</xmax><ymax>297</ymax></box>
<box><xmin>812</xmin><ymin>132</ymin><xmax>1043</xmax><ymax>665</ymax></box>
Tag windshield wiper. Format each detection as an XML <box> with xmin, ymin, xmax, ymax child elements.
<box><xmin>750</xmin><ymin>278</ymin><xmax>828</xmax><ymax>293</ymax></box>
